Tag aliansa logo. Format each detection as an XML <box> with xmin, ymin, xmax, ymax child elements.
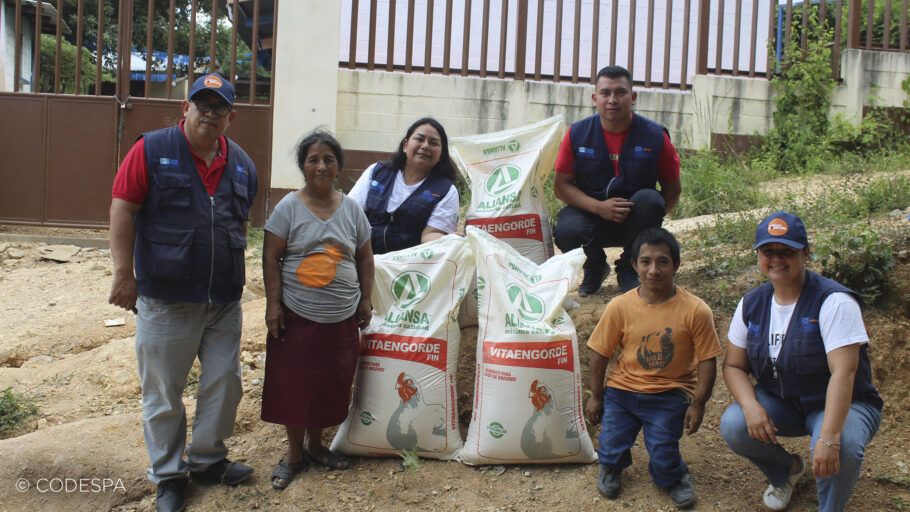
<box><xmin>203</xmin><ymin>75</ymin><xmax>223</xmax><ymax>88</ymax></box>
<box><xmin>391</xmin><ymin>271</ymin><xmax>431</xmax><ymax>309</ymax></box>
<box><xmin>360</xmin><ymin>411</ymin><xmax>375</xmax><ymax>426</ymax></box>
<box><xmin>485</xmin><ymin>164</ymin><xmax>521</xmax><ymax>197</ymax></box>
<box><xmin>487</xmin><ymin>421</ymin><xmax>507</xmax><ymax>439</ymax></box>
<box><xmin>768</xmin><ymin>218</ymin><xmax>789</xmax><ymax>236</ymax></box>
<box><xmin>506</xmin><ymin>283</ymin><xmax>545</xmax><ymax>322</ymax></box>
<box><xmin>508</xmin><ymin>139</ymin><xmax>521</xmax><ymax>152</ymax></box>
<box><xmin>420</xmin><ymin>249</ymin><xmax>433</xmax><ymax>261</ymax></box>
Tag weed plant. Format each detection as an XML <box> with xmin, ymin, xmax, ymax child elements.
<box><xmin>756</xmin><ymin>13</ymin><xmax>839</xmax><ymax>176</ymax></box>
<box><xmin>814</xmin><ymin>226</ymin><xmax>896</xmax><ymax>305</ymax></box>
<box><xmin>0</xmin><ymin>387</ymin><xmax>38</xmax><ymax>438</ymax></box>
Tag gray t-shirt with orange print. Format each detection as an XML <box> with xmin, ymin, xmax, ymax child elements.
<box><xmin>264</xmin><ymin>191</ymin><xmax>371</xmax><ymax>323</ymax></box>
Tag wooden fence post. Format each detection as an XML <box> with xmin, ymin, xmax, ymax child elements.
<box><xmin>515</xmin><ymin>0</ymin><xmax>527</xmax><ymax>80</ymax></box>
<box><xmin>846</xmin><ymin>0</ymin><xmax>861</xmax><ymax>48</ymax></box>
<box><xmin>694</xmin><ymin>0</ymin><xmax>711</xmax><ymax>75</ymax></box>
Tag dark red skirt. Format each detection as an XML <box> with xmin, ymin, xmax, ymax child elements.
<box><xmin>260</xmin><ymin>306</ymin><xmax>360</xmax><ymax>428</ymax></box>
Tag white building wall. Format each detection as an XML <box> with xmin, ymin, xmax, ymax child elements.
<box><xmin>0</xmin><ymin>0</ymin><xmax>35</xmax><ymax>93</ymax></box>
<box><xmin>269</xmin><ymin>0</ymin><xmax>343</xmax><ymax>189</ymax></box>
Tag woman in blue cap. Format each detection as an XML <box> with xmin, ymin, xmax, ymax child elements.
<box><xmin>719</xmin><ymin>212</ymin><xmax>882</xmax><ymax>512</ymax></box>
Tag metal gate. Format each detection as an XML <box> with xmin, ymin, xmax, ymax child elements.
<box><xmin>0</xmin><ymin>0</ymin><xmax>276</xmax><ymax>227</ymax></box>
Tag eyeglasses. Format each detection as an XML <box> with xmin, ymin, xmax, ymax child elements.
<box><xmin>758</xmin><ymin>247</ymin><xmax>801</xmax><ymax>259</ymax></box>
<box><xmin>192</xmin><ymin>101</ymin><xmax>232</xmax><ymax>117</ymax></box>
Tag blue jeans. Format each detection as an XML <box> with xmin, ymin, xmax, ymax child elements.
<box><xmin>553</xmin><ymin>189</ymin><xmax>666</xmax><ymax>269</ymax></box>
<box><xmin>719</xmin><ymin>385</ymin><xmax>882</xmax><ymax>512</ymax></box>
<box><xmin>597</xmin><ymin>386</ymin><xmax>690</xmax><ymax>487</ymax></box>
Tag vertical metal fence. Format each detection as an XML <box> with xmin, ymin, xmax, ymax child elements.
<box><xmin>6</xmin><ymin>0</ymin><xmax>276</xmax><ymax>104</ymax></box>
<box><xmin>339</xmin><ymin>0</ymin><xmax>909</xmax><ymax>88</ymax></box>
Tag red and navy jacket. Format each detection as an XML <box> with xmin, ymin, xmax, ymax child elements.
<box><xmin>134</xmin><ymin>125</ymin><xmax>257</xmax><ymax>303</ymax></box>
<box><xmin>742</xmin><ymin>270</ymin><xmax>882</xmax><ymax>412</ymax></box>
<box><xmin>568</xmin><ymin>113</ymin><xmax>666</xmax><ymax>200</ymax></box>
<box><xmin>363</xmin><ymin>161</ymin><xmax>451</xmax><ymax>254</ymax></box>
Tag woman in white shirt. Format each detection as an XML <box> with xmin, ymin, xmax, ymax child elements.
<box><xmin>348</xmin><ymin>117</ymin><xmax>460</xmax><ymax>254</ymax></box>
<box><xmin>719</xmin><ymin>212</ymin><xmax>882</xmax><ymax>512</ymax></box>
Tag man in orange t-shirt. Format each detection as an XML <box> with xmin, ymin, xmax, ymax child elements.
<box><xmin>585</xmin><ymin>228</ymin><xmax>720</xmax><ymax>509</ymax></box>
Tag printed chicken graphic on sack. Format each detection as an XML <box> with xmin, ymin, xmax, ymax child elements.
<box><xmin>386</xmin><ymin>372</ymin><xmax>446</xmax><ymax>452</ymax></box>
<box><xmin>297</xmin><ymin>242</ymin><xmax>344</xmax><ymax>287</ymax></box>
<box><xmin>520</xmin><ymin>379</ymin><xmax>579</xmax><ymax>459</ymax></box>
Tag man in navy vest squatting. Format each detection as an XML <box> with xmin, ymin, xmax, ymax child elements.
<box><xmin>553</xmin><ymin>65</ymin><xmax>681</xmax><ymax>296</ymax></box>
<box><xmin>108</xmin><ymin>73</ymin><xmax>257</xmax><ymax>512</ymax></box>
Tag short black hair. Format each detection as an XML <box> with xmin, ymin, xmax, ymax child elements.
<box><xmin>595</xmin><ymin>65</ymin><xmax>633</xmax><ymax>88</ymax></box>
<box><xmin>295</xmin><ymin>129</ymin><xmax>344</xmax><ymax>171</ymax></box>
<box><xmin>384</xmin><ymin>117</ymin><xmax>458</xmax><ymax>182</ymax></box>
<box><xmin>631</xmin><ymin>228</ymin><xmax>680</xmax><ymax>266</ymax></box>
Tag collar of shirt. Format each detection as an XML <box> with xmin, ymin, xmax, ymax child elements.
<box><xmin>178</xmin><ymin>119</ymin><xmax>228</xmax><ymax>173</ymax></box>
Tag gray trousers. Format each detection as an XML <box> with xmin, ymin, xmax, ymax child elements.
<box><xmin>135</xmin><ymin>296</ymin><xmax>243</xmax><ymax>483</ymax></box>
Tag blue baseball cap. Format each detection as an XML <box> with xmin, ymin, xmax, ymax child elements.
<box><xmin>754</xmin><ymin>211</ymin><xmax>808</xmax><ymax>250</ymax></box>
<box><xmin>188</xmin><ymin>72</ymin><xmax>234</xmax><ymax>107</ymax></box>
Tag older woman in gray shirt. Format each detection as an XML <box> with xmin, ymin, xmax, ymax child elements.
<box><xmin>261</xmin><ymin>130</ymin><xmax>374</xmax><ymax>489</ymax></box>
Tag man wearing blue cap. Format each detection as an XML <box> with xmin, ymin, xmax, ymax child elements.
<box><xmin>108</xmin><ymin>72</ymin><xmax>257</xmax><ymax>512</ymax></box>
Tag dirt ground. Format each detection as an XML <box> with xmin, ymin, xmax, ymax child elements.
<box><xmin>1</xmin><ymin>211</ymin><xmax>909</xmax><ymax>512</ymax></box>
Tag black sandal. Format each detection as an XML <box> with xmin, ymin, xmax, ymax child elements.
<box><xmin>307</xmin><ymin>449</ymin><xmax>350</xmax><ymax>470</ymax></box>
<box><xmin>270</xmin><ymin>459</ymin><xmax>307</xmax><ymax>489</ymax></box>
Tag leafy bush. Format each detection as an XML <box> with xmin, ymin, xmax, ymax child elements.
<box><xmin>0</xmin><ymin>387</ymin><xmax>38</xmax><ymax>438</ymax></box>
<box><xmin>38</xmin><ymin>35</ymin><xmax>115</xmax><ymax>94</ymax></box>
<box><xmin>814</xmin><ymin>226</ymin><xmax>895</xmax><ymax>305</ymax></box>
<box><xmin>757</xmin><ymin>14</ymin><xmax>838</xmax><ymax>176</ymax></box>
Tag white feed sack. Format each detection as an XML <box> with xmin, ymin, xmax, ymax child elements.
<box><xmin>458</xmin><ymin>227</ymin><xmax>596</xmax><ymax>465</ymax></box>
<box><xmin>449</xmin><ymin>115</ymin><xmax>566</xmax><ymax>327</ymax></box>
<box><xmin>331</xmin><ymin>235</ymin><xmax>473</xmax><ymax>460</ymax></box>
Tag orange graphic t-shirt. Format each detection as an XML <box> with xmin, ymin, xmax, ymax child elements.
<box><xmin>297</xmin><ymin>242</ymin><xmax>346</xmax><ymax>288</ymax></box>
<box><xmin>586</xmin><ymin>287</ymin><xmax>721</xmax><ymax>397</ymax></box>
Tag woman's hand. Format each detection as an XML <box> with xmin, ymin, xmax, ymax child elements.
<box><xmin>356</xmin><ymin>297</ymin><xmax>372</xmax><ymax>330</ymax></box>
<box><xmin>812</xmin><ymin>344</ymin><xmax>860</xmax><ymax>480</ymax></box>
<box><xmin>743</xmin><ymin>402</ymin><xmax>779</xmax><ymax>444</ymax></box>
<box><xmin>813</xmin><ymin>438</ymin><xmax>841</xmax><ymax>479</ymax></box>
<box><xmin>265</xmin><ymin>301</ymin><xmax>285</xmax><ymax>339</ymax></box>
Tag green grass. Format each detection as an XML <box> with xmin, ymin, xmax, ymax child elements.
<box><xmin>0</xmin><ymin>387</ymin><xmax>38</xmax><ymax>438</ymax></box>
<box><xmin>674</xmin><ymin>150</ymin><xmax>769</xmax><ymax>219</ymax></box>
<box><xmin>184</xmin><ymin>367</ymin><xmax>202</xmax><ymax>397</ymax></box>
<box><xmin>673</xmin><ymin>163</ymin><xmax>909</xmax><ymax>311</ymax></box>
<box><xmin>246</xmin><ymin>227</ymin><xmax>264</xmax><ymax>260</ymax></box>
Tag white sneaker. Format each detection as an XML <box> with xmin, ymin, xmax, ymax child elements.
<box><xmin>762</xmin><ymin>454</ymin><xmax>806</xmax><ymax>511</ymax></box>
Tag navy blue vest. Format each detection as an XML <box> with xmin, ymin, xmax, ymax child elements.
<box><xmin>363</xmin><ymin>161</ymin><xmax>452</xmax><ymax>254</ymax></box>
<box><xmin>134</xmin><ymin>125</ymin><xmax>257</xmax><ymax>303</ymax></box>
<box><xmin>569</xmin><ymin>113</ymin><xmax>667</xmax><ymax>200</ymax></box>
<box><xmin>742</xmin><ymin>271</ymin><xmax>882</xmax><ymax>412</ymax></box>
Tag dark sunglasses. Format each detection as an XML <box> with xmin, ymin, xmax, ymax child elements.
<box><xmin>192</xmin><ymin>100</ymin><xmax>232</xmax><ymax>117</ymax></box>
